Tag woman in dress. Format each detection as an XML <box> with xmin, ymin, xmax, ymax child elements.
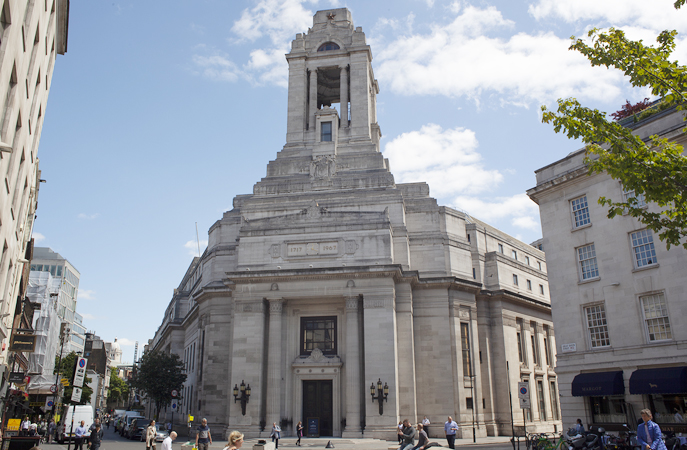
<box><xmin>296</xmin><ymin>421</ymin><xmax>303</xmax><ymax>446</ymax></box>
<box><xmin>637</xmin><ymin>409</ymin><xmax>667</xmax><ymax>450</ymax></box>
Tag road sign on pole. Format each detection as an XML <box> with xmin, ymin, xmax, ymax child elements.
<box><xmin>517</xmin><ymin>382</ymin><xmax>530</xmax><ymax>409</ymax></box>
<box><xmin>50</xmin><ymin>384</ymin><xmax>57</xmax><ymax>393</ymax></box>
<box><xmin>71</xmin><ymin>386</ymin><xmax>83</xmax><ymax>403</ymax></box>
<box><xmin>171</xmin><ymin>400</ymin><xmax>178</xmax><ymax>411</ymax></box>
<box><xmin>171</xmin><ymin>389</ymin><xmax>178</xmax><ymax>398</ymax></box>
<box><xmin>73</xmin><ymin>357</ymin><xmax>88</xmax><ymax>388</ymax></box>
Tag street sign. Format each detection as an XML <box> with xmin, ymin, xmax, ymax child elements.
<box><xmin>517</xmin><ymin>381</ymin><xmax>530</xmax><ymax>409</ymax></box>
<box><xmin>71</xmin><ymin>386</ymin><xmax>83</xmax><ymax>403</ymax></box>
<box><xmin>45</xmin><ymin>397</ymin><xmax>54</xmax><ymax>409</ymax></box>
<box><xmin>171</xmin><ymin>389</ymin><xmax>178</xmax><ymax>397</ymax></box>
<box><xmin>171</xmin><ymin>400</ymin><xmax>178</xmax><ymax>411</ymax></box>
<box><xmin>73</xmin><ymin>357</ymin><xmax>88</xmax><ymax>388</ymax></box>
<box><xmin>49</xmin><ymin>384</ymin><xmax>57</xmax><ymax>393</ymax></box>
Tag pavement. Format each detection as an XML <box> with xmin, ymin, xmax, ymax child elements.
<box><xmin>177</xmin><ymin>435</ymin><xmax>514</xmax><ymax>450</ymax></box>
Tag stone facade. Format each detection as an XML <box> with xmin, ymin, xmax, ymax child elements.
<box><xmin>0</xmin><ymin>0</ymin><xmax>69</xmax><ymax>403</ymax></box>
<box><xmin>527</xmin><ymin>107</ymin><xmax>687</xmax><ymax>433</ymax></box>
<box><xmin>149</xmin><ymin>8</ymin><xmax>560</xmax><ymax>440</ymax></box>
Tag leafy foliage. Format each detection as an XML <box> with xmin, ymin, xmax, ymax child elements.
<box><xmin>107</xmin><ymin>367</ymin><xmax>130</xmax><ymax>404</ymax></box>
<box><xmin>54</xmin><ymin>352</ymin><xmax>93</xmax><ymax>404</ymax></box>
<box><xmin>541</xmin><ymin>21</ymin><xmax>687</xmax><ymax>249</ymax></box>
<box><xmin>129</xmin><ymin>350</ymin><xmax>186</xmax><ymax>419</ymax></box>
<box><xmin>610</xmin><ymin>98</ymin><xmax>652</xmax><ymax>121</ymax></box>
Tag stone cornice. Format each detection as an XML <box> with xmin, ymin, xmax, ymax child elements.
<box><xmin>527</xmin><ymin>166</ymin><xmax>590</xmax><ymax>204</ymax></box>
<box><xmin>479</xmin><ymin>289</ymin><xmax>552</xmax><ymax>312</ymax></box>
<box><xmin>485</xmin><ymin>252</ymin><xmax>548</xmax><ymax>280</ymax></box>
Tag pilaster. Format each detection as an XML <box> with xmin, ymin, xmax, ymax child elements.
<box><xmin>266</xmin><ymin>298</ymin><xmax>284</xmax><ymax>426</ymax></box>
<box><xmin>342</xmin><ymin>295</ymin><xmax>362</xmax><ymax>437</ymax></box>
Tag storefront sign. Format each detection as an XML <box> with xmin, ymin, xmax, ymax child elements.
<box><xmin>6</xmin><ymin>419</ymin><xmax>20</xmax><ymax>431</ymax></box>
<box><xmin>8</xmin><ymin>372</ymin><xmax>25</xmax><ymax>383</ymax></box>
<box><xmin>307</xmin><ymin>417</ymin><xmax>319</xmax><ymax>437</ymax></box>
<box><xmin>9</xmin><ymin>334</ymin><xmax>36</xmax><ymax>352</ymax></box>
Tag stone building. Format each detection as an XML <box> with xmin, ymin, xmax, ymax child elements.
<box><xmin>527</xmin><ymin>107</ymin><xmax>687</xmax><ymax>433</ymax></box>
<box><xmin>149</xmin><ymin>8</ymin><xmax>560</xmax><ymax>440</ymax></box>
<box><xmin>0</xmin><ymin>0</ymin><xmax>69</xmax><ymax>416</ymax></box>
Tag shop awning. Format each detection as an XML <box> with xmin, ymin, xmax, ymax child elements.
<box><xmin>629</xmin><ymin>366</ymin><xmax>687</xmax><ymax>394</ymax></box>
<box><xmin>572</xmin><ymin>371</ymin><xmax>624</xmax><ymax>396</ymax></box>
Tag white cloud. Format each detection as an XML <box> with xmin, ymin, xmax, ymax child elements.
<box><xmin>375</xmin><ymin>4</ymin><xmax>626</xmax><ymax>105</ymax></box>
<box><xmin>184</xmin><ymin>239</ymin><xmax>208</xmax><ymax>257</ymax></box>
<box><xmin>384</xmin><ymin>124</ymin><xmax>502</xmax><ymax>197</ymax></box>
<box><xmin>80</xmin><ymin>313</ymin><xmax>96</xmax><ymax>320</ymax></box>
<box><xmin>192</xmin><ymin>53</ymin><xmax>241</xmax><ymax>82</ymax></box>
<box><xmin>116</xmin><ymin>338</ymin><xmax>136</xmax><ymax>346</ymax></box>
<box><xmin>78</xmin><ymin>289</ymin><xmax>96</xmax><ymax>300</ymax></box>
<box><xmin>32</xmin><ymin>232</ymin><xmax>45</xmax><ymax>243</ymax></box>
<box><xmin>78</xmin><ymin>213</ymin><xmax>99</xmax><ymax>220</ymax></box>
<box><xmin>528</xmin><ymin>0</ymin><xmax>687</xmax><ymax>32</ymax></box>
<box><xmin>231</xmin><ymin>0</ymin><xmax>313</xmax><ymax>45</ymax></box>
<box><xmin>451</xmin><ymin>194</ymin><xmax>541</xmax><ymax>232</ymax></box>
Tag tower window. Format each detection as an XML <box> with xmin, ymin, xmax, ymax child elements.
<box><xmin>317</xmin><ymin>42</ymin><xmax>340</xmax><ymax>51</ymax></box>
<box><xmin>321</xmin><ymin>121</ymin><xmax>332</xmax><ymax>141</ymax></box>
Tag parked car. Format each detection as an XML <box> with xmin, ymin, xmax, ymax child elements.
<box><xmin>128</xmin><ymin>418</ymin><xmax>152</xmax><ymax>440</ymax></box>
<box><xmin>139</xmin><ymin>424</ymin><xmax>169</xmax><ymax>443</ymax></box>
<box><xmin>119</xmin><ymin>414</ymin><xmax>143</xmax><ymax>437</ymax></box>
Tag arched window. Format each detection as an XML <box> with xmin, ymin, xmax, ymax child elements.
<box><xmin>318</xmin><ymin>42</ymin><xmax>340</xmax><ymax>51</ymax></box>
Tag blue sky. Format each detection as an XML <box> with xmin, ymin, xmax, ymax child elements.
<box><xmin>33</xmin><ymin>0</ymin><xmax>687</xmax><ymax>362</ymax></box>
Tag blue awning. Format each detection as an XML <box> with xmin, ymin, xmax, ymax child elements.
<box><xmin>572</xmin><ymin>371</ymin><xmax>624</xmax><ymax>397</ymax></box>
<box><xmin>630</xmin><ymin>367</ymin><xmax>687</xmax><ymax>394</ymax></box>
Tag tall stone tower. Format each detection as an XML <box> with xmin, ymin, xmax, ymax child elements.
<box><xmin>253</xmin><ymin>8</ymin><xmax>393</xmax><ymax>196</ymax></box>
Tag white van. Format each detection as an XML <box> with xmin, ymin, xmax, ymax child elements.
<box><xmin>57</xmin><ymin>405</ymin><xmax>94</xmax><ymax>444</ymax></box>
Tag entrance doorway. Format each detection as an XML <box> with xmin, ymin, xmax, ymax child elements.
<box><xmin>302</xmin><ymin>380</ymin><xmax>333</xmax><ymax>436</ymax></box>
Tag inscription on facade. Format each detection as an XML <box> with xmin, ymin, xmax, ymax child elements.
<box><xmin>287</xmin><ymin>242</ymin><xmax>338</xmax><ymax>257</ymax></box>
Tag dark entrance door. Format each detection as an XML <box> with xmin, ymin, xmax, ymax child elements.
<box><xmin>302</xmin><ymin>380</ymin><xmax>333</xmax><ymax>436</ymax></box>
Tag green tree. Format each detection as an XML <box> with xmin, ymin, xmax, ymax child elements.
<box><xmin>54</xmin><ymin>352</ymin><xmax>93</xmax><ymax>404</ymax></box>
<box><xmin>107</xmin><ymin>367</ymin><xmax>130</xmax><ymax>404</ymax></box>
<box><xmin>129</xmin><ymin>350</ymin><xmax>186</xmax><ymax>419</ymax></box>
<box><xmin>541</xmin><ymin>9</ymin><xmax>687</xmax><ymax>249</ymax></box>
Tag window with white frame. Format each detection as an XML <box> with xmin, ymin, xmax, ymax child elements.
<box><xmin>512</xmin><ymin>250</ymin><xmax>518</xmax><ymax>260</ymax></box>
<box><xmin>513</xmin><ymin>274</ymin><xmax>518</xmax><ymax>286</ymax></box>
<box><xmin>571</xmin><ymin>195</ymin><xmax>591</xmax><ymax>228</ymax></box>
<box><xmin>537</xmin><ymin>261</ymin><xmax>542</xmax><ymax>270</ymax></box>
<box><xmin>539</xmin><ymin>284</ymin><xmax>545</xmax><ymax>295</ymax></box>
<box><xmin>623</xmin><ymin>186</ymin><xmax>646</xmax><ymax>208</ymax></box>
<box><xmin>630</xmin><ymin>229</ymin><xmax>657</xmax><ymax>268</ymax></box>
<box><xmin>585</xmin><ymin>304</ymin><xmax>610</xmax><ymax>348</ymax></box>
<box><xmin>527</xmin><ymin>279</ymin><xmax>532</xmax><ymax>290</ymax></box>
<box><xmin>525</xmin><ymin>256</ymin><xmax>530</xmax><ymax>265</ymax></box>
<box><xmin>498</xmin><ymin>243</ymin><xmax>504</xmax><ymax>253</ymax></box>
<box><xmin>640</xmin><ymin>293</ymin><xmax>672</xmax><ymax>342</ymax></box>
<box><xmin>577</xmin><ymin>244</ymin><xmax>599</xmax><ymax>280</ymax></box>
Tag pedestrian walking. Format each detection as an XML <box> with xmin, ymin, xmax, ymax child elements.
<box><xmin>195</xmin><ymin>419</ymin><xmax>212</xmax><ymax>450</ymax></box>
<box><xmin>162</xmin><ymin>431</ymin><xmax>177</xmax><ymax>450</ymax></box>
<box><xmin>146</xmin><ymin>420</ymin><xmax>158</xmax><ymax>450</ymax></box>
<box><xmin>444</xmin><ymin>416</ymin><xmax>458</xmax><ymax>450</ymax></box>
<box><xmin>296</xmin><ymin>421</ymin><xmax>303</xmax><ymax>446</ymax></box>
<box><xmin>89</xmin><ymin>424</ymin><xmax>104</xmax><ymax>450</ymax></box>
<box><xmin>48</xmin><ymin>419</ymin><xmax>56</xmax><ymax>444</ymax></box>
<box><xmin>270</xmin><ymin>423</ymin><xmax>281</xmax><ymax>449</ymax></box>
<box><xmin>637</xmin><ymin>409</ymin><xmax>667</xmax><ymax>450</ymax></box>
<box><xmin>75</xmin><ymin>420</ymin><xmax>88</xmax><ymax>450</ymax></box>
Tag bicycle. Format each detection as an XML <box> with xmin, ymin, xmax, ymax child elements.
<box><xmin>537</xmin><ymin>433</ymin><xmax>570</xmax><ymax>450</ymax></box>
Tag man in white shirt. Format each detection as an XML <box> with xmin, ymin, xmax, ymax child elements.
<box><xmin>162</xmin><ymin>431</ymin><xmax>177</xmax><ymax>450</ymax></box>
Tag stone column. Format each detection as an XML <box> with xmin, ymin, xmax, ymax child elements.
<box><xmin>308</xmin><ymin>69</ymin><xmax>318</xmax><ymax>132</ymax></box>
<box><xmin>266</xmin><ymin>298</ymin><xmax>284</xmax><ymax>426</ymax></box>
<box><xmin>339</xmin><ymin>65</ymin><xmax>348</xmax><ymax>127</ymax></box>
<box><xmin>343</xmin><ymin>295</ymin><xmax>361</xmax><ymax>437</ymax></box>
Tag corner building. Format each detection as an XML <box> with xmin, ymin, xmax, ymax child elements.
<box><xmin>150</xmin><ymin>9</ymin><xmax>560</xmax><ymax>440</ymax></box>
<box><xmin>527</xmin><ymin>107</ymin><xmax>687</xmax><ymax>433</ymax></box>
